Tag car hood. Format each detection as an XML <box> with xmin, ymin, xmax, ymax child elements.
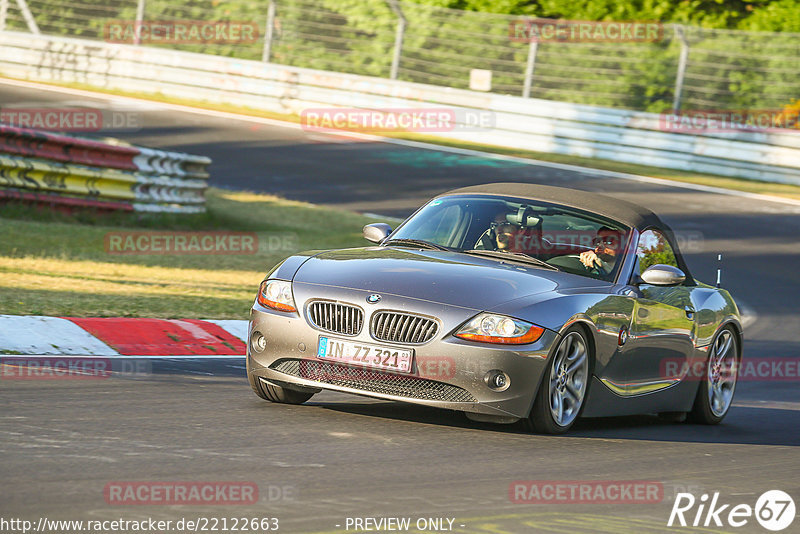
<box><xmin>292</xmin><ymin>247</ymin><xmax>606</xmax><ymax>310</ymax></box>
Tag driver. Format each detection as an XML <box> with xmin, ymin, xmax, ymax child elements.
<box><xmin>483</xmin><ymin>210</ymin><xmax>539</xmax><ymax>253</ymax></box>
<box><xmin>494</xmin><ymin>221</ymin><xmax>520</xmax><ymax>251</ymax></box>
<box><xmin>579</xmin><ymin>227</ymin><xmax>622</xmax><ymax>276</ymax></box>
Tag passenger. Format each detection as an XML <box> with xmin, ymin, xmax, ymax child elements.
<box><xmin>579</xmin><ymin>226</ymin><xmax>623</xmax><ymax>276</ymax></box>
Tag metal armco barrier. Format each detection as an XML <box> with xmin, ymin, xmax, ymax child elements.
<box><xmin>0</xmin><ymin>123</ymin><xmax>210</xmax><ymax>213</ymax></box>
<box><xmin>1</xmin><ymin>125</ymin><xmax>139</xmax><ymax>169</ymax></box>
<box><xmin>0</xmin><ymin>31</ymin><xmax>797</xmax><ymax>185</ymax></box>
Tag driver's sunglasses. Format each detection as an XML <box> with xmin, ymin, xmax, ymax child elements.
<box><xmin>592</xmin><ymin>236</ymin><xmax>618</xmax><ymax>247</ymax></box>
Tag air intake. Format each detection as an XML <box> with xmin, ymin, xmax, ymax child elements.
<box><xmin>307</xmin><ymin>301</ymin><xmax>364</xmax><ymax>336</ymax></box>
<box><xmin>371</xmin><ymin>311</ymin><xmax>438</xmax><ymax>344</ymax></box>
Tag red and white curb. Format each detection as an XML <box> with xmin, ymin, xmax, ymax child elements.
<box><xmin>0</xmin><ymin>315</ymin><xmax>248</xmax><ymax>358</ymax></box>
<box><xmin>0</xmin><ymin>304</ymin><xmax>756</xmax><ymax>357</ymax></box>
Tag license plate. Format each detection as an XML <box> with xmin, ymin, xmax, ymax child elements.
<box><xmin>317</xmin><ymin>337</ymin><xmax>413</xmax><ymax>373</ymax></box>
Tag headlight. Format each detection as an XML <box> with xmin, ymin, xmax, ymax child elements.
<box><xmin>257</xmin><ymin>279</ymin><xmax>296</xmax><ymax>312</ymax></box>
<box><xmin>455</xmin><ymin>313</ymin><xmax>544</xmax><ymax>344</ymax></box>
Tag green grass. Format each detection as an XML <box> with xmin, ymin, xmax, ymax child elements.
<box><xmin>7</xmin><ymin>76</ymin><xmax>800</xmax><ymax>201</ymax></box>
<box><xmin>0</xmin><ymin>188</ymin><xmax>388</xmax><ymax>318</ymax></box>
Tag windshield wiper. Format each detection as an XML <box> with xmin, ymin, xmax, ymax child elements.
<box><xmin>383</xmin><ymin>238</ymin><xmax>452</xmax><ymax>251</ymax></box>
<box><xmin>463</xmin><ymin>249</ymin><xmax>559</xmax><ymax>271</ymax></box>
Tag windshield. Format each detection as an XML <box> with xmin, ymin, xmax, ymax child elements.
<box><xmin>389</xmin><ymin>194</ymin><xmax>630</xmax><ymax>281</ymax></box>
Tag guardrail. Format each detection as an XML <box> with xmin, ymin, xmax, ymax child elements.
<box><xmin>0</xmin><ymin>31</ymin><xmax>797</xmax><ymax>186</ymax></box>
<box><xmin>0</xmin><ymin>124</ymin><xmax>210</xmax><ymax>213</ymax></box>
<box><xmin>2</xmin><ymin>0</ymin><xmax>799</xmax><ymax>113</ymax></box>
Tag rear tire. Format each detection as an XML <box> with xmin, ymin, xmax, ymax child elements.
<box><xmin>688</xmin><ymin>326</ymin><xmax>739</xmax><ymax>425</ymax></box>
<box><xmin>251</xmin><ymin>378</ymin><xmax>316</xmax><ymax>405</ymax></box>
<box><xmin>527</xmin><ymin>326</ymin><xmax>592</xmax><ymax>434</ymax></box>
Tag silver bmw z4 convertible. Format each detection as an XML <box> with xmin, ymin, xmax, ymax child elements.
<box><xmin>247</xmin><ymin>183</ymin><xmax>742</xmax><ymax>434</ymax></box>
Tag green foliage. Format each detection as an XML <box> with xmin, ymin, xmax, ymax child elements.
<box><xmin>12</xmin><ymin>0</ymin><xmax>799</xmax><ymax>112</ymax></box>
<box><xmin>638</xmin><ymin>234</ymin><xmax>678</xmax><ymax>271</ymax></box>
<box><xmin>422</xmin><ymin>0</ymin><xmax>537</xmax><ymax>15</ymax></box>
<box><xmin>271</xmin><ymin>0</ymin><xmax>396</xmax><ymax>76</ymax></box>
<box><xmin>416</xmin><ymin>0</ymin><xmax>784</xmax><ymax>30</ymax></box>
<box><xmin>739</xmin><ymin>0</ymin><xmax>800</xmax><ymax>31</ymax></box>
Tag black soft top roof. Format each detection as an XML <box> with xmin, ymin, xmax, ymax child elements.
<box><xmin>438</xmin><ymin>182</ymin><xmax>663</xmax><ymax>230</ymax></box>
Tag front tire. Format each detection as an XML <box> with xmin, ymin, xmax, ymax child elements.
<box><xmin>688</xmin><ymin>326</ymin><xmax>739</xmax><ymax>424</ymax></box>
<box><xmin>251</xmin><ymin>378</ymin><xmax>316</xmax><ymax>405</ymax></box>
<box><xmin>527</xmin><ymin>327</ymin><xmax>592</xmax><ymax>434</ymax></box>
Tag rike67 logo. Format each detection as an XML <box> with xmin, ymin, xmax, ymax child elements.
<box><xmin>668</xmin><ymin>490</ymin><xmax>795</xmax><ymax>531</ymax></box>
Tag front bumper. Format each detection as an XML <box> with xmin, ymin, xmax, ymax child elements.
<box><xmin>247</xmin><ymin>283</ymin><xmax>558</xmax><ymax>419</ymax></box>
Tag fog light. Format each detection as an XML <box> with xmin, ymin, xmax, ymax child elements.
<box><xmin>484</xmin><ymin>369</ymin><xmax>510</xmax><ymax>391</ymax></box>
<box><xmin>250</xmin><ymin>331</ymin><xmax>267</xmax><ymax>353</ymax></box>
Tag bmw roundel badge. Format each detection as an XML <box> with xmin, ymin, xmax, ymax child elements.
<box><xmin>367</xmin><ymin>294</ymin><xmax>382</xmax><ymax>304</ymax></box>
<box><xmin>618</xmin><ymin>326</ymin><xmax>629</xmax><ymax>346</ymax></box>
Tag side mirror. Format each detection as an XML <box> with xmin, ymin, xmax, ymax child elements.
<box><xmin>363</xmin><ymin>223</ymin><xmax>392</xmax><ymax>244</ymax></box>
<box><xmin>640</xmin><ymin>264</ymin><xmax>686</xmax><ymax>286</ymax></box>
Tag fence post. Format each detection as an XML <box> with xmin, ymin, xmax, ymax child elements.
<box><xmin>387</xmin><ymin>0</ymin><xmax>406</xmax><ymax>80</ymax></box>
<box><xmin>262</xmin><ymin>0</ymin><xmax>276</xmax><ymax>62</ymax></box>
<box><xmin>522</xmin><ymin>36</ymin><xmax>538</xmax><ymax>98</ymax></box>
<box><xmin>0</xmin><ymin>0</ymin><xmax>8</xmax><ymax>32</ymax></box>
<box><xmin>672</xmin><ymin>24</ymin><xmax>690</xmax><ymax>113</ymax></box>
<box><xmin>14</xmin><ymin>0</ymin><xmax>40</xmax><ymax>34</ymax></box>
<box><xmin>133</xmin><ymin>0</ymin><xmax>145</xmax><ymax>45</ymax></box>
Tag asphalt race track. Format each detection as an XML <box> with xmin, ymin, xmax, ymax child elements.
<box><xmin>1</xmin><ymin>80</ymin><xmax>799</xmax><ymax>533</ymax></box>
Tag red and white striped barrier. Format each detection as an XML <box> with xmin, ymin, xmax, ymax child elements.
<box><xmin>0</xmin><ymin>124</ymin><xmax>139</xmax><ymax>169</ymax></box>
<box><xmin>0</xmin><ymin>315</ymin><xmax>247</xmax><ymax>357</ymax></box>
<box><xmin>0</xmin><ymin>124</ymin><xmax>211</xmax><ymax>213</ymax></box>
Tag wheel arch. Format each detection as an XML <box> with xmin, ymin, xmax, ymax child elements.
<box><xmin>559</xmin><ymin>317</ymin><xmax>599</xmax><ymax>375</ymax></box>
<box><xmin>524</xmin><ymin>318</ymin><xmax>597</xmax><ymax>418</ymax></box>
<box><xmin>717</xmin><ymin>320</ymin><xmax>744</xmax><ymax>362</ymax></box>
